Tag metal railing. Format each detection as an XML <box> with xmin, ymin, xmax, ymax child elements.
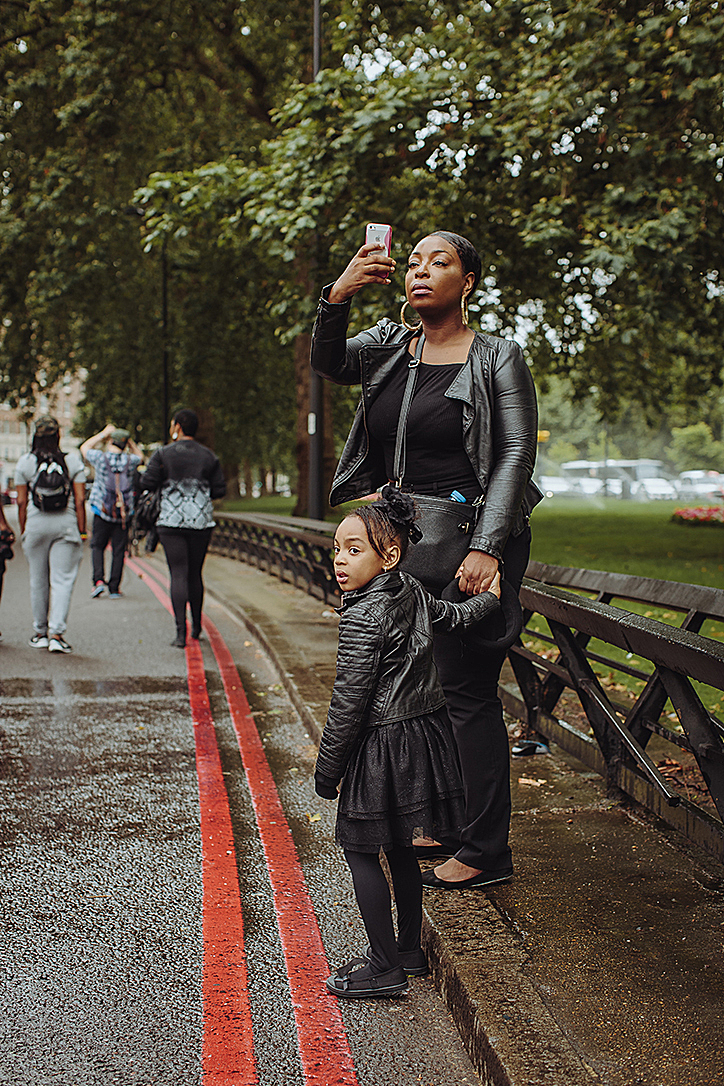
<box><xmin>211</xmin><ymin>512</ymin><xmax>724</xmax><ymax>860</ymax></box>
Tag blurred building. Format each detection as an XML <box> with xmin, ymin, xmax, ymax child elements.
<box><xmin>0</xmin><ymin>372</ymin><xmax>85</xmax><ymax>497</ymax></box>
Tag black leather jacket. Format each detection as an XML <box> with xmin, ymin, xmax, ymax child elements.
<box><xmin>314</xmin><ymin>570</ymin><xmax>500</xmax><ymax>797</ymax></box>
<box><xmin>311</xmin><ymin>288</ymin><xmax>542</xmax><ymax>561</ymax></box>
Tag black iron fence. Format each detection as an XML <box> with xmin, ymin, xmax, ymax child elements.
<box><xmin>211</xmin><ymin>512</ymin><xmax>724</xmax><ymax>860</ymax></box>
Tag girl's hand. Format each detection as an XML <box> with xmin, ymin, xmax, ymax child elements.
<box><xmin>456</xmin><ymin>551</ymin><xmax>500</xmax><ymax>596</ymax></box>
<box><xmin>487</xmin><ymin>569</ymin><xmax>502</xmax><ymax>598</ymax></box>
<box><xmin>327</xmin><ymin>244</ymin><xmax>396</xmax><ymax>303</ymax></box>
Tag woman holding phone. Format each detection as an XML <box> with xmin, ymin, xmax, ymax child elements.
<box><xmin>311</xmin><ymin>229</ymin><xmax>541</xmax><ymax>890</ymax></box>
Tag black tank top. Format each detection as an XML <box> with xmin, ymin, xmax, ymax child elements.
<box><xmin>367</xmin><ymin>362</ymin><xmax>481</xmax><ymax>498</ymax></box>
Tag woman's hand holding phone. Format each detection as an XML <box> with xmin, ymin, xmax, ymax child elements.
<box><xmin>327</xmin><ymin>224</ymin><xmax>395</xmax><ymax>303</ymax></box>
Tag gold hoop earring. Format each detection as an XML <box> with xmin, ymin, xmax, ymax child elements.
<box><xmin>461</xmin><ymin>294</ymin><xmax>470</xmax><ymax>326</ymax></box>
<box><xmin>400</xmin><ymin>300</ymin><xmax>422</xmax><ymax>330</ymax></box>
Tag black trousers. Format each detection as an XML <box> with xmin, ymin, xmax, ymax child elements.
<box><xmin>157</xmin><ymin>526</ymin><xmax>213</xmax><ymax>638</ymax></box>
<box><xmin>344</xmin><ymin>847</ymin><xmax>422</xmax><ymax>974</ymax></box>
<box><xmin>91</xmin><ymin>515</ymin><xmax>128</xmax><ymax>593</ymax></box>
<box><xmin>432</xmin><ymin>527</ymin><xmax>531</xmax><ymax>871</ymax></box>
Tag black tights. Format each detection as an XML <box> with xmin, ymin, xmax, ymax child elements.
<box><xmin>157</xmin><ymin>527</ymin><xmax>212</xmax><ymax>638</ymax></box>
<box><xmin>344</xmin><ymin>846</ymin><xmax>422</xmax><ymax>974</ymax></box>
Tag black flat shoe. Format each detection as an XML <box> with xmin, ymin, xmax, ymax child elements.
<box><xmin>334</xmin><ymin>955</ymin><xmax>369</xmax><ymax>978</ymax></box>
<box><xmin>170</xmin><ymin>636</ymin><xmax>186</xmax><ymax>648</ymax></box>
<box><xmin>363</xmin><ymin>945</ymin><xmax>428</xmax><ymax>977</ymax></box>
<box><xmin>326</xmin><ymin>963</ymin><xmax>408</xmax><ymax>1000</ymax></box>
<box><xmin>421</xmin><ymin>867</ymin><xmax>513</xmax><ymax>890</ymax></box>
<box><xmin>191</xmin><ymin>627</ymin><xmax>202</xmax><ymax>640</ymax></box>
<box><xmin>413</xmin><ymin>843</ymin><xmax>453</xmax><ymax>861</ymax></box>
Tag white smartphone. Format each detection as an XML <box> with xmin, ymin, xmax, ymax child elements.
<box><xmin>365</xmin><ymin>222</ymin><xmax>392</xmax><ymax>257</ymax></box>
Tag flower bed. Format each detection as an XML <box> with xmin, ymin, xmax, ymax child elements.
<box><xmin>672</xmin><ymin>505</ymin><xmax>724</xmax><ymax>526</ymax></box>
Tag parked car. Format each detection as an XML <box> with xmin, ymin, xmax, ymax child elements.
<box><xmin>676</xmin><ymin>470</ymin><xmax>724</xmax><ymax>503</ymax></box>
<box><xmin>560</xmin><ymin>459</ymin><xmax>678</xmax><ymax>500</ymax></box>
<box><xmin>631</xmin><ymin>476</ymin><xmax>679</xmax><ymax>500</ymax></box>
<box><xmin>535</xmin><ymin>474</ymin><xmax>583</xmax><ymax>499</ymax></box>
<box><xmin>607</xmin><ymin>459</ymin><xmax>678</xmax><ymax>501</ymax></box>
<box><xmin>560</xmin><ymin>460</ymin><xmax>632</xmax><ymax>497</ymax></box>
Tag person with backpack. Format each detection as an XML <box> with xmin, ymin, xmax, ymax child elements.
<box><xmin>15</xmin><ymin>416</ymin><xmax>87</xmax><ymax>654</ymax></box>
<box><xmin>80</xmin><ymin>424</ymin><xmax>143</xmax><ymax>599</ymax></box>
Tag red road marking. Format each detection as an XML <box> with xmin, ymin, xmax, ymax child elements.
<box><xmin>204</xmin><ymin>617</ymin><xmax>359</xmax><ymax>1086</ymax></box>
<box><xmin>126</xmin><ymin>557</ymin><xmax>257</xmax><ymax>1086</ymax></box>
<box><xmin>129</xmin><ymin>557</ymin><xmax>360</xmax><ymax>1086</ymax></box>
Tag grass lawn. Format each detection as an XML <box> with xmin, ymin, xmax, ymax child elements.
<box><xmin>529</xmin><ymin>497</ymin><xmax>724</xmax><ymax>590</ymax></box>
<box><xmin>220</xmin><ymin>496</ymin><xmax>298</xmax><ymax>518</ymax></box>
<box><xmin>527</xmin><ymin>497</ymin><xmax>724</xmax><ymax>718</ymax></box>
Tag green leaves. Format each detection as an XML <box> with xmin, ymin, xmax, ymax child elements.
<box><xmin>2</xmin><ymin>0</ymin><xmax>722</xmax><ymax>471</ymax></box>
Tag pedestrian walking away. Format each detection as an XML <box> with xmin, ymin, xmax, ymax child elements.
<box><xmin>141</xmin><ymin>408</ymin><xmax>226</xmax><ymax>648</ymax></box>
<box><xmin>0</xmin><ymin>501</ymin><xmax>15</xmax><ymax>643</ymax></box>
<box><xmin>311</xmin><ymin>228</ymin><xmax>541</xmax><ymax>889</ymax></box>
<box><xmin>80</xmin><ymin>423</ymin><xmax>144</xmax><ymax>599</ymax></box>
<box><xmin>15</xmin><ymin>416</ymin><xmax>87</xmax><ymax>654</ymax></box>
<box><xmin>315</xmin><ymin>488</ymin><xmax>503</xmax><ymax>1000</ymax></box>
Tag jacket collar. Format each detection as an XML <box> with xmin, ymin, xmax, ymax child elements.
<box><xmin>361</xmin><ymin>325</ymin><xmax>488</xmax><ymax>408</ymax></box>
<box><xmin>338</xmin><ymin>569</ymin><xmax>407</xmax><ymax>612</ymax></box>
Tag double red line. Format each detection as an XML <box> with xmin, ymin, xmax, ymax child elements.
<box><xmin>127</xmin><ymin>557</ymin><xmax>359</xmax><ymax>1086</ymax></box>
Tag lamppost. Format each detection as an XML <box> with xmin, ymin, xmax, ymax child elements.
<box><xmin>307</xmin><ymin>0</ymin><xmax>325</xmax><ymax>521</ymax></box>
<box><xmin>160</xmin><ymin>235</ymin><xmax>170</xmax><ymax>443</ymax></box>
<box><xmin>125</xmin><ymin>204</ymin><xmax>170</xmax><ymax>445</ymax></box>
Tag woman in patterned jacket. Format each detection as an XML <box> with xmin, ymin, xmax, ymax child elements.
<box><xmin>142</xmin><ymin>409</ymin><xmax>226</xmax><ymax>647</ymax></box>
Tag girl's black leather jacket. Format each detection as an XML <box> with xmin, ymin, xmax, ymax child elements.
<box><xmin>314</xmin><ymin>570</ymin><xmax>500</xmax><ymax>797</ymax></box>
<box><xmin>311</xmin><ymin>288</ymin><xmax>542</xmax><ymax>562</ymax></box>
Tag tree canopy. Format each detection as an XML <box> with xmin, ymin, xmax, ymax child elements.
<box><xmin>0</xmin><ymin>0</ymin><xmax>305</xmax><ymax>470</ymax></box>
<box><xmin>2</xmin><ymin>0</ymin><xmax>722</xmax><ymax>492</ymax></box>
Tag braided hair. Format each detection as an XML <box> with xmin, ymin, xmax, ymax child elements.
<box><xmin>351</xmin><ymin>486</ymin><xmax>421</xmax><ymax>564</ymax></box>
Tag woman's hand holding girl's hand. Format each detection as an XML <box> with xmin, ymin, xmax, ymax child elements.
<box><xmin>457</xmin><ymin>551</ymin><xmax>500</xmax><ymax>596</ymax></box>
<box><xmin>327</xmin><ymin>244</ymin><xmax>396</xmax><ymax>303</ymax></box>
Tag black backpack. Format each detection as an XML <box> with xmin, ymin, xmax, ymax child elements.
<box><xmin>101</xmin><ymin>453</ymin><xmax>134</xmax><ymax>526</ymax></box>
<box><xmin>30</xmin><ymin>453</ymin><xmax>71</xmax><ymax>513</ymax></box>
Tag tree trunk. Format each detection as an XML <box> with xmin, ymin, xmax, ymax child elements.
<box><xmin>242</xmin><ymin>459</ymin><xmax>254</xmax><ymax>498</ymax></box>
<box><xmin>293</xmin><ymin>330</ymin><xmax>311</xmax><ymax>517</ymax></box>
<box><xmin>323</xmin><ymin>379</ymin><xmax>335</xmax><ymax>512</ymax></box>
<box><xmin>195</xmin><ymin>406</ymin><xmax>215</xmax><ymax>449</ymax></box>
<box><xmin>222</xmin><ymin>462</ymin><xmax>240</xmax><ymax>500</ymax></box>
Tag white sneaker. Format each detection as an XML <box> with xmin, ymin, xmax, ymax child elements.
<box><xmin>29</xmin><ymin>634</ymin><xmax>49</xmax><ymax>648</ymax></box>
<box><xmin>48</xmin><ymin>636</ymin><xmax>72</xmax><ymax>654</ymax></box>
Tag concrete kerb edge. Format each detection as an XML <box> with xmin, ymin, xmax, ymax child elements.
<box><xmin>206</xmin><ymin>583</ymin><xmax>597</xmax><ymax>1086</ymax></box>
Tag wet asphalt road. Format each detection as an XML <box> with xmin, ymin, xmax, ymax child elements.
<box><xmin>0</xmin><ymin>518</ymin><xmax>481</xmax><ymax>1086</ymax></box>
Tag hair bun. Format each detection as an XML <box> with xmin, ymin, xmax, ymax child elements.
<box><xmin>379</xmin><ymin>485</ymin><xmax>419</xmax><ymax>537</ymax></box>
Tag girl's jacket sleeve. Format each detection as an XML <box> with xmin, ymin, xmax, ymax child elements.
<box><xmin>314</xmin><ymin>606</ymin><xmax>383</xmax><ymax>798</ymax></box>
<box><xmin>424</xmin><ymin>586</ymin><xmax>501</xmax><ymax>632</ymax></box>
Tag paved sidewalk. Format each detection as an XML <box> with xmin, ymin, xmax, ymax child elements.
<box><xmin>201</xmin><ymin>551</ymin><xmax>724</xmax><ymax>1086</ymax></box>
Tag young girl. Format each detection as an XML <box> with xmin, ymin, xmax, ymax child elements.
<box><xmin>315</xmin><ymin>487</ymin><xmax>502</xmax><ymax>999</ymax></box>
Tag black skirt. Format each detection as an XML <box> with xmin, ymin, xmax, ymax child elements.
<box><xmin>335</xmin><ymin>708</ymin><xmax>465</xmax><ymax>853</ymax></box>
